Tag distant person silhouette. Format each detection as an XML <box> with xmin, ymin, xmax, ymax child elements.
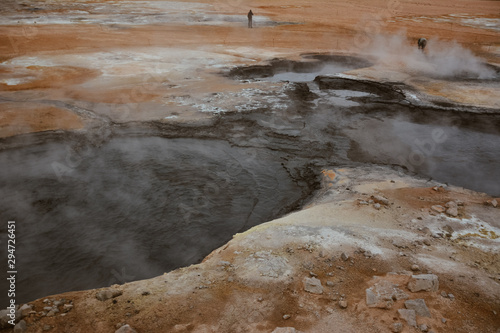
<box><xmin>418</xmin><ymin>38</ymin><xmax>427</xmax><ymax>52</ymax></box>
<box><xmin>248</xmin><ymin>10</ymin><xmax>254</xmax><ymax>28</ymax></box>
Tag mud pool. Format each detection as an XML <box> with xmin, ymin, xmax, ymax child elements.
<box><xmin>1</xmin><ymin>55</ymin><xmax>500</xmax><ymax>306</ymax></box>
<box><xmin>0</xmin><ymin>137</ymin><xmax>313</xmax><ymax>304</ymax></box>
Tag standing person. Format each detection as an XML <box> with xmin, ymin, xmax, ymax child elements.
<box><xmin>418</xmin><ymin>38</ymin><xmax>427</xmax><ymax>52</ymax></box>
<box><xmin>248</xmin><ymin>10</ymin><xmax>254</xmax><ymax>28</ymax></box>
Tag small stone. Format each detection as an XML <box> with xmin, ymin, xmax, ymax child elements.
<box><xmin>445</xmin><ymin>201</ymin><xmax>457</xmax><ymax>208</ymax></box>
<box><xmin>446</xmin><ymin>207</ymin><xmax>458</xmax><ymax>217</ymax></box>
<box><xmin>14</xmin><ymin>320</ymin><xmax>27</xmax><ymax>333</ymax></box>
<box><xmin>408</xmin><ymin>274</ymin><xmax>439</xmax><ymax>292</ymax></box>
<box><xmin>391</xmin><ymin>322</ymin><xmax>403</xmax><ymax>333</ymax></box>
<box><xmin>441</xmin><ymin>318</ymin><xmax>447</xmax><ymax>323</ymax></box>
<box><xmin>373</xmin><ymin>203</ymin><xmax>381</xmax><ymax>210</ymax></box>
<box><xmin>283</xmin><ymin>314</ymin><xmax>291</xmax><ymax>320</ymax></box>
<box><xmin>441</xmin><ymin>291</ymin><xmax>448</xmax><ymax>298</ymax></box>
<box><xmin>392</xmin><ymin>239</ymin><xmax>407</xmax><ymax>249</ymax></box>
<box><xmin>96</xmin><ymin>288</ymin><xmax>123</xmax><ymax>301</ymax></box>
<box><xmin>19</xmin><ymin>304</ymin><xmax>32</xmax><ymax>318</ymax></box>
<box><xmin>42</xmin><ymin>325</ymin><xmax>52</xmax><ymax>331</ymax></box>
<box><xmin>43</xmin><ymin>299</ymin><xmax>50</xmax><ymax>304</ymax></box>
<box><xmin>46</xmin><ymin>310</ymin><xmax>56</xmax><ymax>317</ymax></box>
<box><xmin>309</xmin><ymin>271</ymin><xmax>317</xmax><ymax>277</ymax></box>
<box><xmin>398</xmin><ymin>309</ymin><xmax>417</xmax><ymax>327</ymax></box>
<box><xmin>326</xmin><ymin>281</ymin><xmax>334</xmax><ymax>287</ymax></box>
<box><xmin>486</xmin><ymin>199</ymin><xmax>498</xmax><ymax>207</ymax></box>
<box><xmin>372</xmin><ymin>195</ymin><xmax>389</xmax><ymax>205</ymax></box>
<box><xmin>431</xmin><ymin>205</ymin><xmax>445</xmax><ymax>214</ymax></box>
<box><xmin>411</xmin><ymin>265</ymin><xmax>420</xmax><ymax>271</ymax></box>
<box><xmin>404</xmin><ymin>299</ymin><xmax>431</xmax><ymax>317</ymax></box>
<box><xmin>271</xmin><ymin>328</ymin><xmax>303</xmax><ymax>333</ymax></box>
<box><xmin>303</xmin><ymin>277</ymin><xmax>323</xmax><ymax>294</ymax></box>
<box><xmin>341</xmin><ymin>252</ymin><xmax>349</xmax><ymax>261</ymax></box>
<box><xmin>419</xmin><ymin>324</ymin><xmax>429</xmax><ymax>332</ymax></box>
<box><xmin>448</xmin><ymin>293</ymin><xmax>455</xmax><ymax>300</ymax></box>
<box><xmin>63</xmin><ymin>304</ymin><xmax>73</xmax><ymax>312</ymax></box>
<box><xmin>423</xmin><ymin>239</ymin><xmax>431</xmax><ymax>246</ymax></box>
<box><xmin>115</xmin><ymin>324</ymin><xmax>138</xmax><ymax>333</ymax></box>
<box><xmin>338</xmin><ymin>300</ymin><xmax>348</xmax><ymax>309</ymax></box>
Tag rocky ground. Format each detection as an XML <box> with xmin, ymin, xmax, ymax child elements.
<box><xmin>0</xmin><ymin>0</ymin><xmax>499</xmax><ymax>332</ymax></box>
<box><xmin>2</xmin><ymin>166</ymin><xmax>499</xmax><ymax>332</ymax></box>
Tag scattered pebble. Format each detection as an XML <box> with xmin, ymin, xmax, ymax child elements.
<box><xmin>338</xmin><ymin>300</ymin><xmax>348</xmax><ymax>309</ymax></box>
<box><xmin>391</xmin><ymin>322</ymin><xmax>403</xmax><ymax>333</ymax></box>
<box><xmin>283</xmin><ymin>314</ymin><xmax>291</xmax><ymax>320</ymax></box>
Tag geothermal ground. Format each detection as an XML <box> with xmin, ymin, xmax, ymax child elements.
<box><xmin>0</xmin><ymin>0</ymin><xmax>499</xmax><ymax>332</ymax></box>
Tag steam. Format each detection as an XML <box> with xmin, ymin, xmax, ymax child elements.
<box><xmin>362</xmin><ymin>33</ymin><xmax>496</xmax><ymax>79</ymax></box>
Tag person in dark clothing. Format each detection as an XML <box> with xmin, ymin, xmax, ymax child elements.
<box><xmin>248</xmin><ymin>10</ymin><xmax>254</xmax><ymax>28</ymax></box>
<box><xmin>418</xmin><ymin>38</ymin><xmax>427</xmax><ymax>52</ymax></box>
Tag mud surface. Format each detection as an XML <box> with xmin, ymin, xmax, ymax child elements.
<box><xmin>1</xmin><ymin>54</ymin><xmax>500</xmax><ymax>305</ymax></box>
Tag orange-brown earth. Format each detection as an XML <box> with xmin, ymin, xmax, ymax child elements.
<box><xmin>1</xmin><ymin>0</ymin><xmax>499</xmax><ymax>136</ymax></box>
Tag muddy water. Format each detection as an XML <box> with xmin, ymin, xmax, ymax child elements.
<box><xmin>1</xmin><ymin>54</ymin><xmax>499</xmax><ymax>306</ymax></box>
<box><xmin>0</xmin><ymin>137</ymin><xmax>308</xmax><ymax>304</ymax></box>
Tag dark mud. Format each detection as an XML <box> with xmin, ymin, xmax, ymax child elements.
<box><xmin>227</xmin><ymin>54</ymin><xmax>372</xmax><ymax>80</ymax></box>
<box><xmin>1</xmin><ymin>54</ymin><xmax>500</xmax><ymax>306</ymax></box>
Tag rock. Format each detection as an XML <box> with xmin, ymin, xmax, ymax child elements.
<box><xmin>404</xmin><ymin>299</ymin><xmax>431</xmax><ymax>317</ymax></box>
<box><xmin>485</xmin><ymin>199</ymin><xmax>498</xmax><ymax>207</ymax></box>
<box><xmin>441</xmin><ymin>291</ymin><xmax>447</xmax><ymax>298</ymax></box>
<box><xmin>423</xmin><ymin>239</ymin><xmax>431</xmax><ymax>246</ymax></box>
<box><xmin>96</xmin><ymin>288</ymin><xmax>123</xmax><ymax>301</ymax></box>
<box><xmin>46</xmin><ymin>310</ymin><xmax>56</xmax><ymax>317</ymax></box>
<box><xmin>42</xmin><ymin>325</ymin><xmax>52</xmax><ymax>331</ymax></box>
<box><xmin>446</xmin><ymin>207</ymin><xmax>458</xmax><ymax>217</ymax></box>
<box><xmin>373</xmin><ymin>203</ymin><xmax>381</xmax><ymax>210</ymax></box>
<box><xmin>419</xmin><ymin>324</ymin><xmax>429</xmax><ymax>332</ymax></box>
<box><xmin>14</xmin><ymin>320</ymin><xmax>27</xmax><ymax>333</ymax></box>
<box><xmin>303</xmin><ymin>277</ymin><xmax>323</xmax><ymax>294</ymax></box>
<box><xmin>366</xmin><ymin>280</ymin><xmax>408</xmax><ymax>309</ymax></box>
<box><xmin>442</xmin><ymin>225</ymin><xmax>454</xmax><ymax>235</ymax></box>
<box><xmin>115</xmin><ymin>324</ymin><xmax>138</xmax><ymax>333</ymax></box>
<box><xmin>338</xmin><ymin>300</ymin><xmax>348</xmax><ymax>309</ymax></box>
<box><xmin>431</xmin><ymin>205</ymin><xmax>446</xmax><ymax>213</ymax></box>
<box><xmin>411</xmin><ymin>265</ymin><xmax>420</xmax><ymax>271</ymax></box>
<box><xmin>326</xmin><ymin>281</ymin><xmax>334</xmax><ymax>287</ymax></box>
<box><xmin>63</xmin><ymin>304</ymin><xmax>73</xmax><ymax>312</ymax></box>
<box><xmin>445</xmin><ymin>201</ymin><xmax>457</xmax><ymax>208</ymax></box>
<box><xmin>398</xmin><ymin>309</ymin><xmax>417</xmax><ymax>327</ymax></box>
<box><xmin>391</xmin><ymin>322</ymin><xmax>403</xmax><ymax>333</ymax></box>
<box><xmin>283</xmin><ymin>314</ymin><xmax>291</xmax><ymax>320</ymax></box>
<box><xmin>271</xmin><ymin>328</ymin><xmax>304</xmax><ymax>333</ymax></box>
<box><xmin>372</xmin><ymin>195</ymin><xmax>389</xmax><ymax>205</ymax></box>
<box><xmin>408</xmin><ymin>274</ymin><xmax>439</xmax><ymax>292</ymax></box>
<box><xmin>441</xmin><ymin>318</ymin><xmax>447</xmax><ymax>323</ymax></box>
<box><xmin>341</xmin><ymin>252</ymin><xmax>349</xmax><ymax>261</ymax></box>
<box><xmin>0</xmin><ymin>310</ymin><xmax>11</xmax><ymax>328</ymax></box>
<box><xmin>448</xmin><ymin>293</ymin><xmax>455</xmax><ymax>300</ymax></box>
<box><xmin>392</xmin><ymin>239</ymin><xmax>407</xmax><ymax>249</ymax></box>
<box><xmin>19</xmin><ymin>304</ymin><xmax>32</xmax><ymax>318</ymax></box>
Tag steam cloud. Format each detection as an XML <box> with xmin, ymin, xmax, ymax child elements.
<box><xmin>362</xmin><ymin>33</ymin><xmax>496</xmax><ymax>79</ymax></box>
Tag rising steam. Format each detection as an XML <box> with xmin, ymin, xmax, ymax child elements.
<box><xmin>362</xmin><ymin>33</ymin><xmax>495</xmax><ymax>79</ymax></box>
